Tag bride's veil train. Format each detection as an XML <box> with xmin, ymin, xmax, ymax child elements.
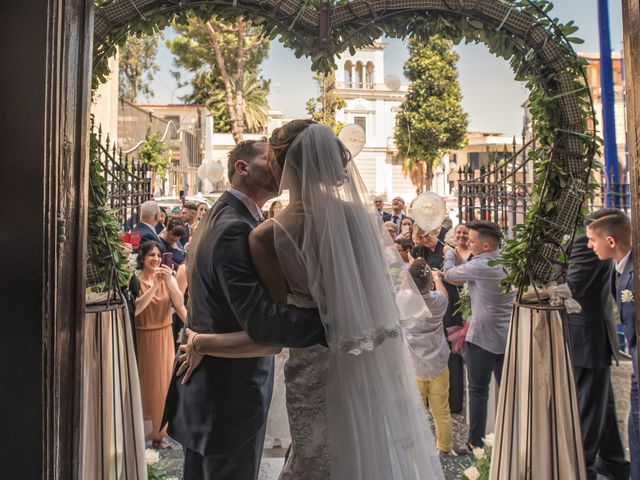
<box><xmin>273</xmin><ymin>124</ymin><xmax>444</xmax><ymax>479</ymax></box>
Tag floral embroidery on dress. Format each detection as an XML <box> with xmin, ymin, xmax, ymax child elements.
<box><xmin>279</xmin><ymin>345</ymin><xmax>331</xmax><ymax>480</ymax></box>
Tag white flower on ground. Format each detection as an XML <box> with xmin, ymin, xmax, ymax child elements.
<box><xmin>473</xmin><ymin>447</ymin><xmax>485</xmax><ymax>459</ymax></box>
<box><xmin>622</xmin><ymin>290</ymin><xmax>635</xmax><ymax>303</ymax></box>
<box><xmin>464</xmin><ymin>465</ymin><xmax>481</xmax><ymax>480</ymax></box>
<box><xmin>145</xmin><ymin>448</ymin><xmax>159</xmax><ymax>465</ymax></box>
<box><xmin>484</xmin><ymin>432</ymin><xmax>495</xmax><ymax>448</ymax></box>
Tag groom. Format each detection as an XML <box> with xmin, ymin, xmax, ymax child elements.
<box><xmin>163</xmin><ymin>139</ymin><xmax>326</xmax><ymax>480</ymax></box>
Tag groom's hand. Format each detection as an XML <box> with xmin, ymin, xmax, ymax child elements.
<box><xmin>176</xmin><ymin>328</ymin><xmax>204</xmax><ymax>384</ymax></box>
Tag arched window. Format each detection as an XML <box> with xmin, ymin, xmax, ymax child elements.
<box><xmin>355</xmin><ymin>61</ymin><xmax>363</xmax><ymax>88</ymax></box>
<box><xmin>365</xmin><ymin>61</ymin><xmax>374</xmax><ymax>88</ymax></box>
<box><xmin>344</xmin><ymin>61</ymin><xmax>353</xmax><ymax>88</ymax></box>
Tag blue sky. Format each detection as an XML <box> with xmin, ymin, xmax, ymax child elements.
<box><xmin>149</xmin><ymin>0</ymin><xmax>624</xmax><ymax>136</ymax></box>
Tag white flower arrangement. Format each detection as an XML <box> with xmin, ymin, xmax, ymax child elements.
<box><xmin>463</xmin><ymin>465</ymin><xmax>481</xmax><ymax>480</ymax></box>
<box><xmin>622</xmin><ymin>290</ymin><xmax>635</xmax><ymax>304</ymax></box>
<box><xmin>145</xmin><ymin>448</ymin><xmax>160</xmax><ymax>465</ymax></box>
<box><xmin>473</xmin><ymin>447</ymin><xmax>485</xmax><ymax>460</ymax></box>
<box><xmin>462</xmin><ymin>433</ymin><xmax>494</xmax><ymax>479</ymax></box>
<box><xmin>484</xmin><ymin>432</ymin><xmax>495</xmax><ymax>448</ymax></box>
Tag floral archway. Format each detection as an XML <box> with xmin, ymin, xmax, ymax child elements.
<box><xmin>93</xmin><ymin>1</ymin><xmax>598</xmax><ymax>477</ymax></box>
<box><xmin>95</xmin><ymin>0</ymin><xmax>597</xmax><ymax>292</ymax></box>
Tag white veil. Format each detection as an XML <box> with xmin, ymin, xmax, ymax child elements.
<box><xmin>273</xmin><ymin>124</ymin><xmax>443</xmax><ymax>479</ymax></box>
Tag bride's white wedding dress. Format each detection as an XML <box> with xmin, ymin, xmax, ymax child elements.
<box><xmin>273</xmin><ymin>124</ymin><xmax>443</xmax><ymax>479</ymax></box>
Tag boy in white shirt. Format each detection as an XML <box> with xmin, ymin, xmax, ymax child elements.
<box><xmin>404</xmin><ymin>257</ymin><xmax>452</xmax><ymax>454</ymax></box>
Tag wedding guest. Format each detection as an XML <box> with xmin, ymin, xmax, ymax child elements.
<box><xmin>390</xmin><ymin>196</ymin><xmax>407</xmax><ymax>233</ymax></box>
<box><xmin>374</xmin><ymin>195</ymin><xmax>392</xmax><ymax>222</ymax></box>
<box><xmin>155</xmin><ymin>208</ymin><xmax>168</xmax><ymax>234</ymax></box>
<box><xmin>567</xmin><ymin>232</ymin><xmax>629</xmax><ymax>479</ymax></box>
<box><xmin>384</xmin><ymin>221</ymin><xmax>398</xmax><ymax>241</ymax></box>
<box><xmin>396</xmin><ymin>239</ymin><xmax>413</xmax><ymax>263</ymax></box>
<box><xmin>396</xmin><ymin>217</ymin><xmax>415</xmax><ymax>242</ymax></box>
<box><xmin>441</xmin><ymin>216</ymin><xmax>453</xmax><ymax>231</ymax></box>
<box><xmin>453</xmin><ymin>224</ymin><xmax>472</xmax><ymax>264</ymax></box>
<box><xmin>129</xmin><ymin>240</ymin><xmax>187</xmax><ymax>449</ymax></box>
<box><xmin>412</xmin><ymin>225</ymin><xmax>465</xmax><ymax>414</ymax></box>
<box><xmin>442</xmin><ymin>220</ymin><xmax>515</xmax><ymax>450</ymax></box>
<box><xmin>268</xmin><ymin>200</ymin><xmax>283</xmax><ymax>219</ymax></box>
<box><xmin>159</xmin><ymin>220</ymin><xmax>187</xmax><ymax>268</ymax></box>
<box><xmin>404</xmin><ymin>258</ymin><xmax>453</xmax><ymax>454</ymax></box>
<box><xmin>181</xmin><ymin>202</ymin><xmax>199</xmax><ymax>245</ymax></box>
<box><xmin>196</xmin><ymin>202</ymin><xmax>208</xmax><ymax>221</ymax></box>
<box><xmin>132</xmin><ymin>201</ymin><xmax>162</xmax><ymax>248</ymax></box>
<box><xmin>585</xmin><ymin>208</ymin><xmax>637</xmax><ymax>479</ymax></box>
<box><xmin>175</xmin><ymin>250</ymin><xmax>190</xmax><ymax>349</ymax></box>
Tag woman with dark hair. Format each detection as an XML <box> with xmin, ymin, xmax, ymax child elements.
<box><xmin>159</xmin><ymin>219</ymin><xmax>187</xmax><ymax>267</ymax></box>
<box><xmin>130</xmin><ymin>240</ymin><xmax>187</xmax><ymax>449</ymax></box>
<box><xmin>178</xmin><ymin>120</ymin><xmax>443</xmax><ymax>478</ymax></box>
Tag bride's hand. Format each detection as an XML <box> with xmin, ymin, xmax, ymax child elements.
<box><xmin>176</xmin><ymin>328</ymin><xmax>204</xmax><ymax>384</ymax></box>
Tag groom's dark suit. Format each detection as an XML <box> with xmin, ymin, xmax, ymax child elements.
<box><xmin>566</xmin><ymin>235</ymin><xmax>627</xmax><ymax>479</ymax></box>
<box><xmin>163</xmin><ymin>191</ymin><xmax>326</xmax><ymax>480</ymax></box>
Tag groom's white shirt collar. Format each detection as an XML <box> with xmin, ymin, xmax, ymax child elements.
<box><xmin>228</xmin><ymin>188</ymin><xmax>264</xmax><ymax>222</ymax></box>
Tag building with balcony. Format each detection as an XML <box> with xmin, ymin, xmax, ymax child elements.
<box><xmin>334</xmin><ymin>41</ymin><xmax>418</xmax><ymax>201</ymax></box>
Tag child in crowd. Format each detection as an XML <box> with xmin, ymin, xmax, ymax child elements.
<box><xmin>404</xmin><ymin>257</ymin><xmax>453</xmax><ymax>455</ymax></box>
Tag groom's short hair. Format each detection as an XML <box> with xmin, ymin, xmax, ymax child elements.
<box><xmin>227</xmin><ymin>139</ymin><xmax>267</xmax><ymax>182</ymax></box>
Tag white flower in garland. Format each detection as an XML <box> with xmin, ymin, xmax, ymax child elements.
<box><xmin>464</xmin><ymin>465</ymin><xmax>481</xmax><ymax>480</ymax></box>
<box><xmin>622</xmin><ymin>290</ymin><xmax>635</xmax><ymax>304</ymax></box>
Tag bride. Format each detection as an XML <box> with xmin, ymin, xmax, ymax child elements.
<box><xmin>178</xmin><ymin>120</ymin><xmax>444</xmax><ymax>479</ymax></box>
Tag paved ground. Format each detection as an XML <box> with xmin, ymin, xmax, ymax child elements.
<box><xmin>153</xmin><ymin>413</ymin><xmax>471</xmax><ymax>479</ymax></box>
<box><xmin>151</xmin><ymin>358</ymin><xmax>633</xmax><ymax>479</ymax></box>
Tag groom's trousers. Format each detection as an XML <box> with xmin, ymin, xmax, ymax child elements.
<box><xmin>182</xmin><ymin>423</ymin><xmax>267</xmax><ymax>480</ymax></box>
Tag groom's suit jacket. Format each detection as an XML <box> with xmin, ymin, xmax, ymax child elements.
<box><xmin>566</xmin><ymin>235</ymin><xmax>619</xmax><ymax>369</ymax></box>
<box><xmin>163</xmin><ymin>190</ymin><xmax>326</xmax><ymax>456</ymax></box>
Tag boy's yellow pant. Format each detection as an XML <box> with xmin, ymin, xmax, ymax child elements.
<box><xmin>416</xmin><ymin>368</ymin><xmax>452</xmax><ymax>452</ymax></box>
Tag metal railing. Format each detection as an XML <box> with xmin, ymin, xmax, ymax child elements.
<box><xmin>457</xmin><ymin>136</ymin><xmax>535</xmax><ymax>237</ymax></box>
<box><xmin>457</xmin><ymin>136</ymin><xmax>630</xmax><ymax>238</ymax></box>
<box><xmin>96</xmin><ymin>127</ymin><xmax>152</xmax><ymax>230</ymax></box>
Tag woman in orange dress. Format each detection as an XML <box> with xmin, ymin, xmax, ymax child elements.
<box><xmin>132</xmin><ymin>240</ymin><xmax>187</xmax><ymax>449</ymax></box>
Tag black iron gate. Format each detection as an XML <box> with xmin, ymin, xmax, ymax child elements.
<box><xmin>457</xmin><ymin>137</ymin><xmax>535</xmax><ymax>237</ymax></box>
<box><xmin>457</xmin><ymin>136</ymin><xmax>630</xmax><ymax>238</ymax></box>
<box><xmin>96</xmin><ymin>127</ymin><xmax>152</xmax><ymax>230</ymax></box>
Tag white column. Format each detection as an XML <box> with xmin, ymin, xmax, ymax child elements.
<box><xmin>201</xmin><ymin>110</ymin><xmax>215</xmax><ymax>193</ymax></box>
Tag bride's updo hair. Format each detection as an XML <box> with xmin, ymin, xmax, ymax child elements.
<box><xmin>270</xmin><ymin>120</ymin><xmax>352</xmax><ymax>187</ymax></box>
<box><xmin>269</xmin><ymin>119</ymin><xmax>315</xmax><ymax>170</ymax></box>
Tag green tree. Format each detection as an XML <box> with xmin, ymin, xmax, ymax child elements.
<box><xmin>394</xmin><ymin>36</ymin><xmax>468</xmax><ymax>193</ymax></box>
<box><xmin>305</xmin><ymin>72</ymin><xmax>346</xmax><ymax>134</ymax></box>
<box><xmin>167</xmin><ymin>15</ymin><xmax>270</xmax><ymax>143</ymax></box>
<box><xmin>118</xmin><ymin>32</ymin><xmax>160</xmax><ymax>101</ymax></box>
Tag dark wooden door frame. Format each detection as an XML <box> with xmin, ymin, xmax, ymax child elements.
<box><xmin>621</xmin><ymin>0</ymin><xmax>640</xmax><ymax>365</ymax></box>
<box><xmin>0</xmin><ymin>0</ymin><xmax>92</xmax><ymax>478</ymax></box>
<box><xmin>1</xmin><ymin>0</ymin><xmax>639</xmax><ymax>478</ymax></box>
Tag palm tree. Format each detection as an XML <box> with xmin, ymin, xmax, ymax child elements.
<box><xmin>232</xmin><ymin>73</ymin><xmax>270</xmax><ymax>133</ymax></box>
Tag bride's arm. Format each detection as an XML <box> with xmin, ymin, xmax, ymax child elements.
<box><xmin>192</xmin><ymin>329</ymin><xmax>281</xmax><ymax>358</ymax></box>
<box><xmin>177</xmin><ymin>328</ymin><xmax>281</xmax><ymax>383</ymax></box>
